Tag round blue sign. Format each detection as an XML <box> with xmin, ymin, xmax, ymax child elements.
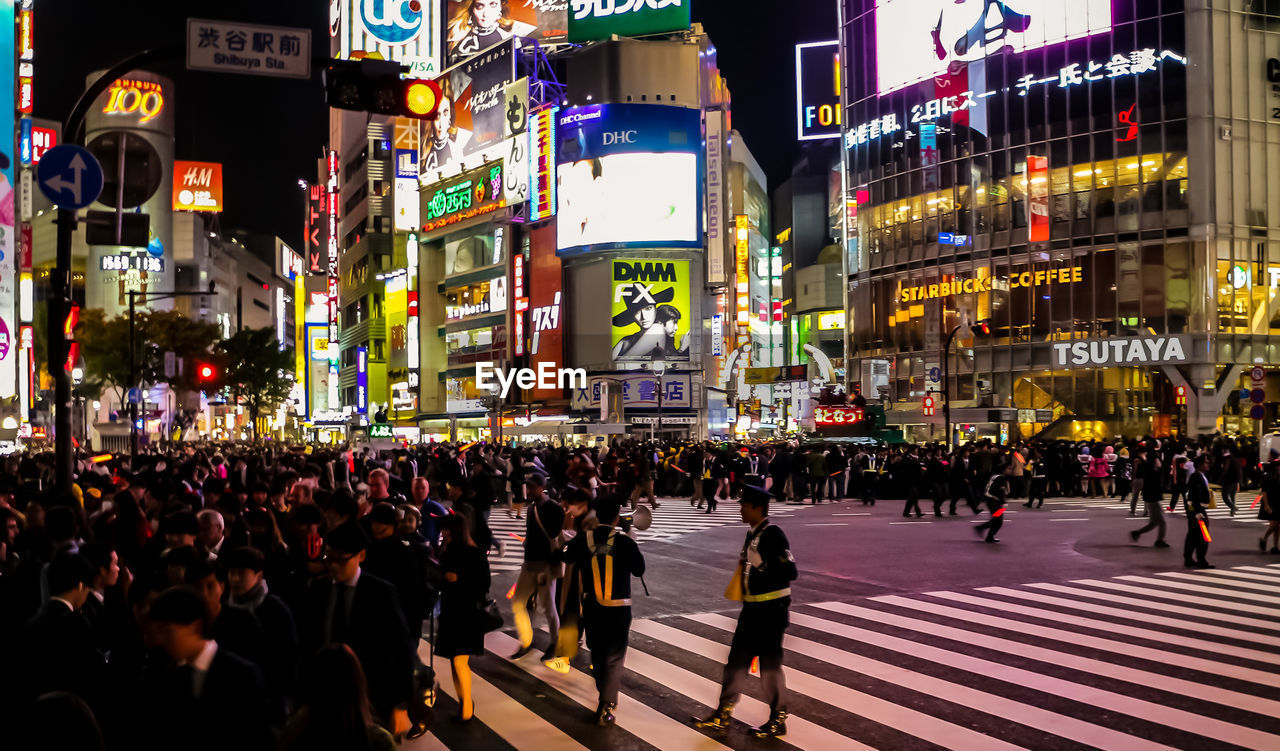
<box><xmin>359</xmin><ymin>0</ymin><xmax>423</xmax><ymax>45</ymax></box>
<box><xmin>1251</xmin><ymin>405</ymin><xmax>1266</xmax><ymax>420</ymax></box>
<box><xmin>36</xmin><ymin>144</ymin><xmax>105</xmax><ymax>210</ymax></box>
<box><xmin>147</xmin><ymin>237</ymin><xmax>164</xmax><ymax>258</ymax></box>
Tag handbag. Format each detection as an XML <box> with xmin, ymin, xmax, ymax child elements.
<box><xmin>478</xmin><ymin>597</ymin><xmax>504</xmax><ymax>633</ymax></box>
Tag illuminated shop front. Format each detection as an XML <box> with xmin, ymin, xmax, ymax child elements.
<box><xmin>837</xmin><ymin>0</ymin><xmax>1276</xmax><ymax>439</ymax></box>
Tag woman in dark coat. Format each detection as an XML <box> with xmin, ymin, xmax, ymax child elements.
<box><xmin>435</xmin><ymin>513</ymin><xmax>491</xmax><ymax>722</ymax></box>
<box><xmin>1258</xmin><ymin>456</ymin><xmax>1280</xmax><ymax>554</ymax></box>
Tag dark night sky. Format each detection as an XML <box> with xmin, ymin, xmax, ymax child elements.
<box><xmin>36</xmin><ymin>1</ymin><xmax>836</xmax><ymax>248</ymax></box>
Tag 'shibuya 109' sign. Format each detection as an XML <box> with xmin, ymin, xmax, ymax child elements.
<box><xmin>422</xmin><ymin>162</ymin><xmax>505</xmax><ymax>232</ymax></box>
<box><xmin>102</xmin><ymin>79</ymin><xmax>165</xmax><ymax>124</ymax></box>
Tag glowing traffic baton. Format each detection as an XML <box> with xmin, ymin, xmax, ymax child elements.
<box><xmin>1252</xmin><ymin>494</ymin><xmax>1263</xmax><ymax>510</ymax></box>
<box><xmin>506</xmin><ymin>582</ymin><xmax>518</xmax><ymax>599</ymax></box>
<box><xmin>992</xmin><ymin>507</ymin><xmax>1006</xmax><ymax>518</ymax></box>
<box><xmin>1199</xmin><ymin>519</ymin><xmax>1212</xmax><ymax>543</ymax></box>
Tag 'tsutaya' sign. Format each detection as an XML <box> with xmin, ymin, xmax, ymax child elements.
<box><xmin>1053</xmin><ymin>336</ymin><xmax>1190</xmax><ymax>368</ymax></box>
<box><xmin>899</xmin><ymin>266</ymin><xmax>1083</xmax><ymax>304</ymax></box>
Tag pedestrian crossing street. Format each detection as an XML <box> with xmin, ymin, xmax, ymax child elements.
<box><xmin>483</xmin><ymin>499</ymin><xmax>815</xmax><ymax>573</ymax></box>
<box><xmin>412</xmin><ymin>563</ymin><xmax>1280</xmax><ymax>751</ymax></box>
<box><xmin>1040</xmin><ymin>494</ymin><xmax>1267</xmax><ymax>523</ymax></box>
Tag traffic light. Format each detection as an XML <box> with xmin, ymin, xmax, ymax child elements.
<box><xmin>324</xmin><ymin>59</ymin><xmax>441</xmax><ymax>120</ymax></box>
<box><xmin>196</xmin><ymin>363</ymin><xmax>217</xmax><ymax>382</ymax></box>
<box><xmin>923</xmin><ymin>394</ymin><xmax>936</xmax><ymax>417</ymax></box>
<box><xmin>1175</xmin><ymin>385</ymin><xmax>1187</xmax><ymax>406</ymax></box>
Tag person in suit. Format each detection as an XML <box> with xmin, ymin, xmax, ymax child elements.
<box><xmin>509</xmin><ymin>471</ymin><xmax>564</xmax><ymax>663</ymax></box>
<box><xmin>435</xmin><ymin>513</ymin><xmax>492</xmax><ymax>723</ymax></box>
<box><xmin>300</xmin><ymin>521</ymin><xmax>415</xmax><ymax>731</ymax></box>
<box><xmin>225</xmin><ymin>545</ymin><xmax>298</xmax><ymax>721</ymax></box>
<box><xmin>147</xmin><ymin>586</ymin><xmax>273</xmax><ymax>751</ymax></box>
<box><xmin>185</xmin><ymin>557</ymin><xmax>266</xmax><ymax>671</ymax></box>
<box><xmin>565</xmin><ymin>494</ymin><xmax>645</xmax><ymax>727</ymax></box>
<box><xmin>693</xmin><ymin>485</ymin><xmax>796</xmax><ymax>739</ymax></box>
<box><xmin>1183</xmin><ymin>453</ymin><xmax>1215</xmax><ymax>569</ymax></box>
<box><xmin>23</xmin><ymin>551</ymin><xmax>104</xmax><ymax>706</ymax></box>
<box><xmin>363</xmin><ymin>502</ymin><xmax>425</xmax><ymax>639</ymax></box>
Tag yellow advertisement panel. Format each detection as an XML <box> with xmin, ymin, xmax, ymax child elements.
<box><xmin>610</xmin><ymin>259</ymin><xmax>690</xmax><ymax>362</ymax></box>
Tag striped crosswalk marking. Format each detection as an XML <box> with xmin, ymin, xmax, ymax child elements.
<box><xmin>411</xmin><ymin>564</ymin><xmax>1280</xmax><ymax>750</ymax></box>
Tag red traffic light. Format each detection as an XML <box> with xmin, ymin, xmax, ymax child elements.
<box><xmin>404</xmin><ymin>79</ymin><xmax>441</xmax><ymax>119</ymax></box>
<box><xmin>197</xmin><ymin>363</ymin><xmax>216</xmax><ymax>381</ymax></box>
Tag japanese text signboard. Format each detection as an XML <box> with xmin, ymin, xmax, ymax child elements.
<box><xmin>187</xmin><ymin>18</ymin><xmax>311</xmax><ymax>79</ymax></box>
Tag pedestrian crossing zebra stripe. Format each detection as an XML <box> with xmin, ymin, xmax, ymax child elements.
<box><xmin>1115</xmin><ymin>574</ymin><xmax>1280</xmax><ymax>605</ymax></box>
<box><xmin>1200</xmin><ymin>568</ymin><xmax>1280</xmax><ymax>584</ymax></box>
<box><xmin>1023</xmin><ymin>581</ymin><xmax>1280</xmax><ymax>632</ymax></box>
<box><xmin>977</xmin><ymin>584</ymin><xmax>1280</xmax><ymax>649</ymax></box>
<box><xmin>1067</xmin><ymin>578</ymin><xmax>1280</xmax><ymax>618</ymax></box>
<box><xmin>1156</xmin><ymin>570</ymin><xmax>1280</xmax><ymax>593</ymax></box>
<box><xmin>413</xmin><ymin>565</ymin><xmax>1280</xmax><ymax>750</ymax></box>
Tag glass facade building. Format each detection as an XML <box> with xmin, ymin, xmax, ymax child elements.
<box><xmin>841</xmin><ymin>0</ymin><xmax>1280</xmax><ymax>440</ymax></box>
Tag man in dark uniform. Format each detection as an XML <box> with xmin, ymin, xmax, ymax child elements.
<box><xmin>1182</xmin><ymin>453</ymin><xmax>1215</xmax><ymax>569</ymax></box>
<box><xmin>693</xmin><ymin>485</ymin><xmax>797</xmax><ymax>739</ymax></box>
<box><xmin>565</xmin><ymin>494</ymin><xmax>645</xmax><ymax>727</ymax></box>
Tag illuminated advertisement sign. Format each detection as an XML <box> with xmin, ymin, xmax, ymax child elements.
<box><xmin>445</xmin><ymin>276</ymin><xmax>507</xmax><ymax>320</ymax></box>
<box><xmin>326</xmin><ymin>151</ymin><xmax>340</xmax><ymax>386</ymax></box>
<box><xmin>846</xmin><ymin>46</ymin><xmax>1186</xmax><ymax>148</ymax></box>
<box><xmin>706</xmin><ymin>111</ymin><xmax>726</xmax><ymax>284</ymax></box>
<box><xmin>814</xmin><ymin>406</ymin><xmax>863</xmax><ymax>426</ymax></box>
<box><xmin>172</xmin><ymin>160</ymin><xmax>223</xmax><ymax>212</ymax></box>
<box><xmin>394</xmin><ymin>117</ymin><xmax>421</xmax><ymax>232</ymax></box>
<box><xmin>0</xmin><ymin>0</ymin><xmax>15</xmax><ymax>399</ymax></box>
<box><xmin>1027</xmin><ymin>155</ymin><xmax>1049</xmax><ymax>242</ymax></box>
<box><xmin>528</xmin><ymin>223</ymin><xmax>562</xmax><ymax>398</ymax></box>
<box><xmin>529</xmin><ymin>106</ymin><xmax>557</xmax><ymax>222</ymax></box>
<box><xmin>796</xmin><ymin>41</ymin><xmax>840</xmax><ymax>141</ymax></box>
<box><xmin>610</xmin><ymin>259</ymin><xmax>691</xmax><ymax>363</ymax></box>
<box><xmin>423</xmin><ymin>40</ymin><xmax>515</xmax><ymax>175</ymax></box>
<box><xmin>100</xmin><ymin>255</ymin><xmax>164</xmax><ymax>273</ymax></box>
<box><xmin>276</xmin><ymin>238</ymin><xmax>304</xmax><ymax>281</ymax></box>
<box><xmin>445</xmin><ymin>0</ymin><xmax>567</xmax><ymax>67</ymax></box>
<box><xmin>571</xmin><ymin>372</ymin><xmax>693</xmax><ymax>410</ymax></box>
<box><xmin>1053</xmin><ymin>336</ymin><xmax>1191</xmax><ymax>368</ymax></box>
<box><xmin>356</xmin><ymin>346</ymin><xmax>368</xmax><ymax>413</ymax></box>
<box><xmin>556</xmin><ymin>104</ymin><xmax>701</xmax><ymax>253</ymax></box>
<box><xmin>334</xmin><ymin>0</ymin><xmax>442</xmax><ymax>76</ymax></box>
<box><xmin>735</xmin><ymin>215</ymin><xmax>749</xmax><ymax>326</ymax></box>
<box><xmin>873</xmin><ymin>0</ymin><xmax>1113</xmax><ymax>95</ymax></box>
<box><xmin>422</xmin><ymin>161</ymin><xmax>505</xmax><ymax>232</ymax></box>
<box><xmin>567</xmin><ymin>0</ymin><xmax>690</xmax><ymax>43</ymax></box>
<box><xmin>898</xmin><ymin>266</ymin><xmax>1083</xmax><ymax>304</ymax></box>
<box><xmin>101</xmin><ymin>78</ymin><xmax>166</xmax><ymax>125</ymax></box>
<box><xmin>305</xmin><ymin>183</ymin><xmax>325</xmax><ymax>274</ymax></box>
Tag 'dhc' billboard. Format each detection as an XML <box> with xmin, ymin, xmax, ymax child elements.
<box><xmin>556</xmin><ymin>103</ymin><xmax>701</xmax><ymax>255</ymax></box>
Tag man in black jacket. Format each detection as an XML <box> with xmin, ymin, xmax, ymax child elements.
<box><xmin>694</xmin><ymin>485</ymin><xmax>797</xmax><ymax>739</ymax></box>
<box><xmin>364</xmin><ymin>501</ymin><xmax>425</xmax><ymax>638</ymax></box>
<box><xmin>148</xmin><ymin>586</ymin><xmax>273</xmax><ymax>751</ymax></box>
<box><xmin>300</xmin><ymin>521</ymin><xmax>416</xmax><ymax>728</ymax></box>
<box><xmin>23</xmin><ymin>552</ymin><xmax>104</xmax><ymax>707</ymax></box>
<box><xmin>1182</xmin><ymin>453</ymin><xmax>1215</xmax><ymax>569</ymax></box>
<box><xmin>565</xmin><ymin>494</ymin><xmax>644</xmax><ymax>727</ymax></box>
<box><xmin>225</xmin><ymin>546</ymin><xmax>298</xmax><ymax>721</ymax></box>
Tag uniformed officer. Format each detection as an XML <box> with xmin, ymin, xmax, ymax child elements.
<box><xmin>564</xmin><ymin>494</ymin><xmax>645</xmax><ymax>726</ymax></box>
<box><xmin>1182</xmin><ymin>453</ymin><xmax>1215</xmax><ymax>569</ymax></box>
<box><xmin>693</xmin><ymin>485</ymin><xmax>797</xmax><ymax>739</ymax></box>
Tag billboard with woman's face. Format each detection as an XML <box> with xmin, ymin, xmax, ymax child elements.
<box><xmin>610</xmin><ymin>259</ymin><xmax>690</xmax><ymax>363</ymax></box>
<box><xmin>446</xmin><ymin>0</ymin><xmax>567</xmax><ymax>67</ymax></box>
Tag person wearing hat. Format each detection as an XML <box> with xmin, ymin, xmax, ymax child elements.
<box><xmin>694</xmin><ymin>485</ymin><xmax>796</xmax><ymax>739</ymax></box>
<box><xmin>610</xmin><ymin>283</ymin><xmax>676</xmax><ymax>360</ymax></box>
<box><xmin>299</xmin><ymin>521</ymin><xmax>416</xmax><ymax>732</ymax></box>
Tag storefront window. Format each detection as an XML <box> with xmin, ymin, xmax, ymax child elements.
<box><xmin>445</xmin><ymin>277</ymin><xmax>508</xmax><ymax>321</ymax></box>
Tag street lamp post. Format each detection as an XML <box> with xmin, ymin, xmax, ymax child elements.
<box><xmin>942</xmin><ymin>319</ymin><xmax>989</xmax><ymax>449</ymax></box>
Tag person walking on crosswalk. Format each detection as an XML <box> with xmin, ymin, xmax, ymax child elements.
<box><xmin>1129</xmin><ymin>445</ymin><xmax>1170</xmax><ymax>548</ymax></box>
<box><xmin>693</xmin><ymin>485</ymin><xmax>797</xmax><ymax>739</ymax></box>
<box><xmin>1181</xmin><ymin>453</ymin><xmax>1215</xmax><ymax>569</ymax></box>
<box><xmin>564</xmin><ymin>494</ymin><xmax>645</xmax><ymax>727</ymax></box>
<box><xmin>508</xmin><ymin>471</ymin><xmax>564</xmax><ymax>663</ymax></box>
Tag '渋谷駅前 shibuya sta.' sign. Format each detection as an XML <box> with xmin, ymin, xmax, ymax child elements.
<box><xmin>1053</xmin><ymin>336</ymin><xmax>1190</xmax><ymax>368</ymax></box>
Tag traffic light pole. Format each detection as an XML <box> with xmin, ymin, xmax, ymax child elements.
<box><xmin>126</xmin><ymin>289</ymin><xmax>211</xmax><ymax>470</ymax></box>
<box><xmin>941</xmin><ymin>324</ymin><xmax>962</xmax><ymax>450</ymax></box>
<box><xmin>51</xmin><ymin>46</ymin><xmax>181</xmax><ymax>492</ymax></box>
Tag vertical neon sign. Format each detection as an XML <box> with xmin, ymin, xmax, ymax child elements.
<box><xmin>356</xmin><ymin>346</ymin><xmax>368</xmax><ymax>414</ymax></box>
<box><xmin>326</xmin><ymin>150</ymin><xmax>340</xmax><ymax>407</ymax></box>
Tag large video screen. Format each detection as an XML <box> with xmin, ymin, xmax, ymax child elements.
<box><xmin>875</xmin><ymin>0</ymin><xmax>1113</xmax><ymax>95</ymax></box>
<box><xmin>557</xmin><ymin>153</ymin><xmax>698</xmax><ymax>251</ymax></box>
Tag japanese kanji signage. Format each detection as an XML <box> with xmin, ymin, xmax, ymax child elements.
<box><xmin>187</xmin><ymin>19</ymin><xmax>311</xmax><ymax>79</ymax></box>
<box><xmin>571</xmin><ymin>372</ymin><xmax>693</xmax><ymax>410</ymax></box>
<box><xmin>813</xmin><ymin>406</ymin><xmax>863</xmax><ymax>426</ymax></box>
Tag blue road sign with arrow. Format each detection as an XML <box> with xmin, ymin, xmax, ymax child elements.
<box><xmin>37</xmin><ymin>144</ymin><xmax>105</xmax><ymax>210</ymax></box>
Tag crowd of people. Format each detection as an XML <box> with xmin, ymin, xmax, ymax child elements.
<box><xmin>0</xmin><ymin>432</ymin><xmax>1271</xmax><ymax>748</ymax></box>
